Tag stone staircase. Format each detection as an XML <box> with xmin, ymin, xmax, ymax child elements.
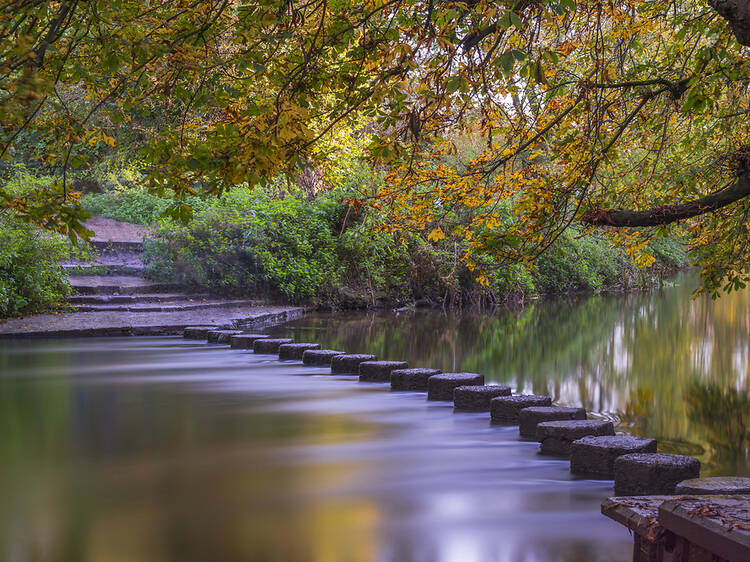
<box><xmin>0</xmin><ymin>217</ymin><xmax>305</xmax><ymax>337</ymax></box>
<box><xmin>61</xmin><ymin>219</ymin><xmax>264</xmax><ymax>313</ymax></box>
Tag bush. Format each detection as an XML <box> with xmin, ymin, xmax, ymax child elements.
<box><xmin>146</xmin><ymin>189</ymin><xmax>342</xmax><ymax>303</ymax></box>
<box><xmin>0</xmin><ymin>215</ymin><xmax>73</xmax><ymax>318</ymax></box>
<box><xmin>80</xmin><ymin>164</ymin><xmax>170</xmax><ymax>224</ymax></box>
<box><xmin>533</xmin><ymin>228</ymin><xmax>628</xmax><ymax>294</ymax></box>
<box><xmin>82</xmin><ymin>187</ymin><xmax>169</xmax><ymax>225</ymax></box>
<box><xmin>146</xmin><ymin>186</ymin><xmax>428</xmax><ymax>306</ymax></box>
<box><xmin>649</xmin><ymin>236</ymin><xmax>689</xmax><ymax>269</ymax></box>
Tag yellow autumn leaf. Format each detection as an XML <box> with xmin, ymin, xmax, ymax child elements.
<box><xmin>427</xmin><ymin>227</ymin><xmax>445</xmax><ymax>242</ymax></box>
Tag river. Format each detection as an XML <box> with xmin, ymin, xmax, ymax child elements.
<box><xmin>1</xmin><ymin>273</ymin><xmax>747</xmax><ymax>561</ymax></box>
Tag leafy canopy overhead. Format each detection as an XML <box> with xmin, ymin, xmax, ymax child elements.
<box><xmin>2</xmin><ymin>0</ymin><xmax>750</xmax><ymax>293</ymax></box>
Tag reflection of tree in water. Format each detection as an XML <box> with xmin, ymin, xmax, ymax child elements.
<box><xmin>685</xmin><ymin>382</ymin><xmax>750</xmax><ymax>472</ymax></box>
<box><xmin>280</xmin><ymin>272</ymin><xmax>750</xmax><ymax>474</ymax></box>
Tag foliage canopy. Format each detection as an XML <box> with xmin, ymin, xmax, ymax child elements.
<box><xmin>2</xmin><ymin>0</ymin><xmax>749</xmax><ymax>293</ymax></box>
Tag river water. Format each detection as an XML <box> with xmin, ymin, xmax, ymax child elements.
<box><xmin>1</xmin><ymin>273</ymin><xmax>748</xmax><ymax>561</ymax></box>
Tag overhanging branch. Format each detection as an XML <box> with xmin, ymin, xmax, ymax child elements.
<box><xmin>580</xmin><ymin>174</ymin><xmax>750</xmax><ymax>227</ymax></box>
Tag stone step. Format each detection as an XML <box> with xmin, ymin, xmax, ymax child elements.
<box><xmin>68</xmin><ymin>293</ymin><xmax>205</xmax><ymax>305</ymax></box>
<box><xmin>64</xmin><ymin>264</ymin><xmax>147</xmax><ymax>276</ymax></box>
<box><xmin>63</xmin><ymin>248</ymin><xmax>147</xmax><ymax>276</ymax></box>
<box><xmin>68</xmin><ymin>299</ymin><xmax>263</xmax><ymax>313</ymax></box>
<box><xmin>90</xmin><ymin>240</ymin><xmax>144</xmax><ymax>252</ymax></box>
<box><xmin>69</xmin><ymin>275</ymin><xmax>180</xmax><ymax>295</ymax></box>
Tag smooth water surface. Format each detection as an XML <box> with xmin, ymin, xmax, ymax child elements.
<box><xmin>275</xmin><ymin>272</ymin><xmax>750</xmax><ymax>476</ymax></box>
<box><xmin>1</xmin><ymin>341</ymin><xmax>628</xmax><ymax>562</ymax></box>
<box><xmin>1</xmin><ymin>273</ymin><xmax>748</xmax><ymax>561</ymax></box>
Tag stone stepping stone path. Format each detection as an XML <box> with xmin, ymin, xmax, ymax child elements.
<box><xmin>390</xmin><ymin>368</ymin><xmax>441</xmax><ymax>391</ymax></box>
<box><xmin>359</xmin><ymin>361</ymin><xmax>409</xmax><ymax>382</ymax></box>
<box><xmin>614</xmin><ymin>453</ymin><xmax>701</xmax><ymax>495</ymax></box>
<box><xmin>570</xmin><ymin>435</ymin><xmax>657</xmax><ymax>477</ymax></box>
<box><xmin>331</xmin><ymin>354</ymin><xmax>377</xmax><ymax>374</ymax></box>
<box><xmin>490</xmin><ymin>395</ymin><xmax>552</xmax><ymax>423</ymax></box>
<box><xmin>302</xmin><ymin>349</ymin><xmax>345</xmax><ymax>366</ymax></box>
<box><xmin>207</xmin><ymin>329</ymin><xmax>243</xmax><ymax>344</ymax></box>
<box><xmin>675</xmin><ymin>476</ymin><xmax>750</xmax><ymax>495</ymax></box>
<box><xmin>181</xmin><ymin>326</ymin><xmax>729</xmax><ymax>530</ymax></box>
<box><xmin>453</xmin><ymin>385</ymin><xmax>511</xmax><ymax>411</ymax></box>
<box><xmin>279</xmin><ymin>343</ymin><xmax>320</xmax><ymax>360</ymax></box>
<box><xmin>230</xmin><ymin>334</ymin><xmax>269</xmax><ymax>348</ymax></box>
<box><xmin>518</xmin><ymin>406</ymin><xmax>587</xmax><ymax>437</ymax></box>
<box><xmin>536</xmin><ymin>420</ymin><xmax>615</xmax><ymax>456</ymax></box>
<box><xmin>253</xmin><ymin>338</ymin><xmax>293</xmax><ymax>354</ymax></box>
<box><xmin>428</xmin><ymin>373</ymin><xmax>484</xmax><ymax>401</ymax></box>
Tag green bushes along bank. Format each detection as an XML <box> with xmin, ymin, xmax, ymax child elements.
<box><xmin>142</xmin><ymin>185</ymin><xmax>688</xmax><ymax>308</ymax></box>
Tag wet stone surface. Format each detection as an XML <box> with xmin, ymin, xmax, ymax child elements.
<box><xmin>207</xmin><ymin>330</ymin><xmax>243</xmax><ymax>343</ymax></box>
<box><xmin>301</xmin><ymin>349</ymin><xmax>345</xmax><ymax>366</ymax></box>
<box><xmin>278</xmin><ymin>343</ymin><xmax>320</xmax><ymax>360</ymax></box>
<box><xmin>331</xmin><ymin>354</ymin><xmax>377</xmax><ymax>375</ymax></box>
<box><xmin>675</xmin><ymin>476</ymin><xmax>750</xmax><ymax>495</ymax></box>
<box><xmin>253</xmin><ymin>338</ymin><xmax>294</xmax><ymax>354</ymax></box>
<box><xmin>183</xmin><ymin>326</ymin><xmax>219</xmax><ymax>339</ymax></box>
<box><xmin>614</xmin><ymin>453</ymin><xmax>701</xmax><ymax>496</ymax></box>
<box><xmin>390</xmin><ymin>368</ymin><xmax>441</xmax><ymax>391</ymax></box>
<box><xmin>518</xmin><ymin>406</ymin><xmax>587</xmax><ymax>437</ymax></box>
<box><xmin>229</xmin><ymin>334</ymin><xmax>269</xmax><ymax>349</ymax></box>
<box><xmin>536</xmin><ymin>420</ymin><xmax>615</xmax><ymax>456</ymax></box>
<box><xmin>359</xmin><ymin>361</ymin><xmax>409</xmax><ymax>383</ymax></box>
<box><xmin>427</xmin><ymin>373</ymin><xmax>484</xmax><ymax>401</ymax></box>
<box><xmin>490</xmin><ymin>395</ymin><xmax>552</xmax><ymax>423</ymax></box>
<box><xmin>453</xmin><ymin>385</ymin><xmax>511</xmax><ymax>411</ymax></box>
<box><xmin>570</xmin><ymin>435</ymin><xmax>657</xmax><ymax>478</ymax></box>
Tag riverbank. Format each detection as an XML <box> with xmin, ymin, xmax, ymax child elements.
<box><xmin>0</xmin><ymin>216</ymin><xmax>306</xmax><ymax>337</ymax></box>
<box><xmin>0</xmin><ymin>306</ymin><xmax>306</xmax><ymax>337</ymax></box>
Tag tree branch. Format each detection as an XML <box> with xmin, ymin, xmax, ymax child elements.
<box><xmin>709</xmin><ymin>0</ymin><xmax>750</xmax><ymax>46</ymax></box>
<box><xmin>580</xmin><ymin>174</ymin><xmax>750</xmax><ymax>227</ymax></box>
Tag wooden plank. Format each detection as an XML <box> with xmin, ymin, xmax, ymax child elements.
<box><xmin>658</xmin><ymin>496</ymin><xmax>750</xmax><ymax>562</ymax></box>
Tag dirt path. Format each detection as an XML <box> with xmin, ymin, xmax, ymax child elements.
<box><xmin>85</xmin><ymin>216</ymin><xmax>151</xmax><ymax>243</ymax></box>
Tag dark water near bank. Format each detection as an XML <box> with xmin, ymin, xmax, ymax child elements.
<box><xmin>0</xmin><ymin>273</ymin><xmax>747</xmax><ymax>561</ymax></box>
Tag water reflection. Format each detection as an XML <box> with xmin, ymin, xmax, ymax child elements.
<box><xmin>0</xmin><ymin>337</ymin><xmax>630</xmax><ymax>561</ymax></box>
<box><xmin>1</xmin><ymin>272</ymin><xmax>748</xmax><ymax>561</ymax></box>
<box><xmin>276</xmin><ymin>272</ymin><xmax>750</xmax><ymax>475</ymax></box>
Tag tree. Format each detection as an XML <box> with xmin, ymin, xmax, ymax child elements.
<box><xmin>1</xmin><ymin>0</ymin><xmax>749</xmax><ymax>293</ymax></box>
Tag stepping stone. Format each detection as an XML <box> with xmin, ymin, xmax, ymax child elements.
<box><xmin>518</xmin><ymin>406</ymin><xmax>587</xmax><ymax>437</ymax></box>
<box><xmin>490</xmin><ymin>395</ymin><xmax>552</xmax><ymax>423</ymax></box>
<box><xmin>253</xmin><ymin>338</ymin><xmax>293</xmax><ymax>354</ymax></box>
<box><xmin>302</xmin><ymin>349</ymin><xmax>345</xmax><ymax>366</ymax></box>
<box><xmin>453</xmin><ymin>385</ymin><xmax>511</xmax><ymax>411</ymax></box>
<box><xmin>278</xmin><ymin>343</ymin><xmax>321</xmax><ymax>360</ymax></box>
<box><xmin>359</xmin><ymin>361</ymin><xmax>409</xmax><ymax>382</ymax></box>
<box><xmin>428</xmin><ymin>373</ymin><xmax>484</xmax><ymax>401</ymax></box>
<box><xmin>207</xmin><ymin>329</ymin><xmax>243</xmax><ymax>343</ymax></box>
<box><xmin>536</xmin><ymin>420</ymin><xmax>615</xmax><ymax>456</ymax></box>
<box><xmin>570</xmin><ymin>435</ymin><xmax>657</xmax><ymax>477</ymax></box>
<box><xmin>331</xmin><ymin>354</ymin><xmax>377</xmax><ymax>374</ymax></box>
<box><xmin>183</xmin><ymin>326</ymin><xmax>219</xmax><ymax>339</ymax></box>
<box><xmin>675</xmin><ymin>476</ymin><xmax>750</xmax><ymax>495</ymax></box>
<box><xmin>230</xmin><ymin>334</ymin><xmax>269</xmax><ymax>349</ymax></box>
<box><xmin>614</xmin><ymin>453</ymin><xmax>700</xmax><ymax>496</ymax></box>
<box><xmin>390</xmin><ymin>368</ymin><xmax>441</xmax><ymax>391</ymax></box>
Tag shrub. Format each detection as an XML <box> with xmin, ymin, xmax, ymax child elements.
<box><xmin>533</xmin><ymin>228</ymin><xmax>627</xmax><ymax>294</ymax></box>
<box><xmin>146</xmin><ymin>189</ymin><xmax>342</xmax><ymax>303</ymax></box>
<box><xmin>80</xmin><ymin>163</ymin><xmax>170</xmax><ymax>224</ymax></box>
<box><xmin>0</xmin><ymin>215</ymin><xmax>73</xmax><ymax>318</ymax></box>
<box><xmin>649</xmin><ymin>236</ymin><xmax>689</xmax><ymax>269</ymax></box>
